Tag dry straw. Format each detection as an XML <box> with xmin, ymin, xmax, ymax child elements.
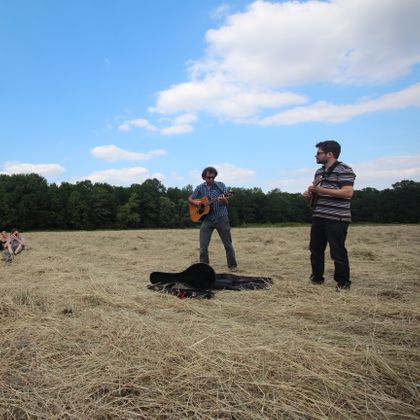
<box><xmin>0</xmin><ymin>226</ymin><xmax>419</xmax><ymax>418</ymax></box>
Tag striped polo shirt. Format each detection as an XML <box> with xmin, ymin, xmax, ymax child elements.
<box><xmin>192</xmin><ymin>181</ymin><xmax>229</xmax><ymax>221</ymax></box>
<box><xmin>312</xmin><ymin>161</ymin><xmax>356</xmax><ymax>222</ymax></box>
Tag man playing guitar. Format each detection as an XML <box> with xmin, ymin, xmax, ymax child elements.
<box><xmin>188</xmin><ymin>166</ymin><xmax>238</xmax><ymax>272</ymax></box>
<box><xmin>303</xmin><ymin>140</ymin><xmax>356</xmax><ymax>291</ymax></box>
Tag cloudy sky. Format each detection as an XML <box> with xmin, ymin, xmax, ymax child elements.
<box><xmin>1</xmin><ymin>0</ymin><xmax>419</xmax><ymax>192</ymax></box>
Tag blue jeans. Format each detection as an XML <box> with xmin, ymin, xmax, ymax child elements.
<box><xmin>310</xmin><ymin>218</ymin><xmax>351</xmax><ymax>286</ymax></box>
<box><xmin>199</xmin><ymin>215</ymin><xmax>237</xmax><ymax>268</ymax></box>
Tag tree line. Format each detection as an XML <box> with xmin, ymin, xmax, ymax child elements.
<box><xmin>0</xmin><ymin>174</ymin><xmax>418</xmax><ymax>231</ymax></box>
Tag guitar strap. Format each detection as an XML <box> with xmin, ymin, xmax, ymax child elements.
<box><xmin>316</xmin><ymin>160</ymin><xmax>341</xmax><ymax>185</ymax></box>
<box><xmin>206</xmin><ymin>182</ymin><xmax>226</xmax><ymax>212</ymax></box>
<box><xmin>311</xmin><ymin>161</ymin><xmax>341</xmax><ymax>209</ymax></box>
<box><xmin>214</xmin><ymin>181</ymin><xmax>226</xmax><ymax>195</ymax></box>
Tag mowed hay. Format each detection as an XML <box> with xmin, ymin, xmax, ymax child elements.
<box><xmin>0</xmin><ymin>226</ymin><xmax>419</xmax><ymax>419</ymax></box>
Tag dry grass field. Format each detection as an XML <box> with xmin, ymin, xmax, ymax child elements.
<box><xmin>0</xmin><ymin>225</ymin><xmax>419</xmax><ymax>419</ymax></box>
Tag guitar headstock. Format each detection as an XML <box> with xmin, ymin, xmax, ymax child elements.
<box><xmin>224</xmin><ymin>189</ymin><xmax>234</xmax><ymax>198</ymax></box>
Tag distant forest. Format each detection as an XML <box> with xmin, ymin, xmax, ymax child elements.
<box><xmin>0</xmin><ymin>174</ymin><xmax>419</xmax><ymax>231</ymax></box>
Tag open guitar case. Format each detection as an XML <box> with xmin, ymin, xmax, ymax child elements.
<box><xmin>147</xmin><ymin>263</ymin><xmax>272</xmax><ymax>299</ymax></box>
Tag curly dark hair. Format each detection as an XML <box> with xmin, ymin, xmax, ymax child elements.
<box><xmin>201</xmin><ymin>166</ymin><xmax>218</xmax><ymax>179</ymax></box>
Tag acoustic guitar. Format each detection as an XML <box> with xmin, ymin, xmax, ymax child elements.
<box><xmin>309</xmin><ymin>175</ymin><xmax>323</xmax><ymax>209</ymax></box>
<box><xmin>189</xmin><ymin>191</ymin><xmax>233</xmax><ymax>222</ymax></box>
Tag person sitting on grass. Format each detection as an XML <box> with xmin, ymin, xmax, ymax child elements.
<box><xmin>1</xmin><ymin>230</ymin><xmax>12</xmax><ymax>262</ymax></box>
<box><xmin>7</xmin><ymin>228</ymin><xmax>27</xmax><ymax>257</ymax></box>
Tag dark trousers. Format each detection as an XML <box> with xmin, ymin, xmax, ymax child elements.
<box><xmin>199</xmin><ymin>215</ymin><xmax>237</xmax><ymax>268</ymax></box>
<box><xmin>310</xmin><ymin>218</ymin><xmax>351</xmax><ymax>286</ymax></box>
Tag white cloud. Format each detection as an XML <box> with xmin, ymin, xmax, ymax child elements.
<box><xmin>153</xmin><ymin>76</ymin><xmax>307</xmax><ymax>120</ymax></box>
<box><xmin>210</xmin><ymin>4</ymin><xmax>231</xmax><ymax>20</ymax></box>
<box><xmin>118</xmin><ymin>118</ymin><xmax>157</xmax><ymax>132</ymax></box>
<box><xmin>267</xmin><ymin>166</ymin><xmax>315</xmax><ymax>192</ymax></box>
<box><xmin>91</xmin><ymin>145</ymin><xmax>166</xmax><ymax>162</ymax></box>
<box><xmin>168</xmin><ymin>171</ymin><xmax>184</xmax><ymax>182</ymax></box>
<box><xmin>2</xmin><ymin>161</ymin><xmax>65</xmax><ymax>178</ymax></box>
<box><xmin>85</xmin><ymin>167</ymin><xmax>164</xmax><ymax>186</ymax></box>
<box><xmin>191</xmin><ymin>163</ymin><xmax>256</xmax><ymax>185</ymax></box>
<box><xmin>204</xmin><ymin>0</ymin><xmax>420</xmax><ymax>87</ymax></box>
<box><xmin>118</xmin><ymin>123</ymin><xmax>131</xmax><ymax>131</ymax></box>
<box><xmin>259</xmin><ymin>83</ymin><xmax>420</xmax><ymax>125</ymax></box>
<box><xmin>148</xmin><ymin>0</ymin><xmax>420</xmax><ymax>125</ymax></box>
<box><xmin>351</xmin><ymin>154</ymin><xmax>420</xmax><ymax>189</ymax></box>
<box><xmin>173</xmin><ymin>113</ymin><xmax>197</xmax><ymax>125</ymax></box>
<box><xmin>214</xmin><ymin>163</ymin><xmax>256</xmax><ymax>183</ymax></box>
<box><xmin>160</xmin><ymin>113</ymin><xmax>198</xmax><ymax>135</ymax></box>
<box><xmin>266</xmin><ymin>177</ymin><xmax>309</xmax><ymax>193</ymax></box>
<box><xmin>160</xmin><ymin>124</ymin><xmax>194</xmax><ymax>136</ymax></box>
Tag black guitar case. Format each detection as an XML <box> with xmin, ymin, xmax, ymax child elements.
<box><xmin>150</xmin><ymin>263</ymin><xmax>216</xmax><ymax>290</ymax></box>
<box><xmin>148</xmin><ymin>263</ymin><xmax>272</xmax><ymax>299</ymax></box>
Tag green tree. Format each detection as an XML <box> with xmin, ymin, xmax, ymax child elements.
<box><xmin>352</xmin><ymin>187</ymin><xmax>381</xmax><ymax>222</ymax></box>
<box><xmin>91</xmin><ymin>183</ymin><xmax>118</xmax><ymax>228</ymax></box>
<box><xmin>1</xmin><ymin>174</ymin><xmax>419</xmax><ymax>230</ymax></box>
<box><xmin>116</xmin><ymin>192</ymin><xmax>141</xmax><ymax>228</ymax></box>
<box><xmin>0</xmin><ymin>173</ymin><xmax>50</xmax><ymax>230</ymax></box>
<box><xmin>133</xmin><ymin>178</ymin><xmax>166</xmax><ymax>228</ymax></box>
<box><xmin>266</xmin><ymin>189</ymin><xmax>290</xmax><ymax>223</ymax></box>
<box><xmin>389</xmin><ymin>180</ymin><xmax>420</xmax><ymax>222</ymax></box>
<box><xmin>67</xmin><ymin>191</ymin><xmax>89</xmax><ymax>229</ymax></box>
<box><xmin>158</xmin><ymin>196</ymin><xmax>177</xmax><ymax>228</ymax></box>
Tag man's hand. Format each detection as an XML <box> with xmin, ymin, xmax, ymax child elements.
<box><xmin>308</xmin><ymin>185</ymin><xmax>321</xmax><ymax>194</ymax></box>
<box><xmin>217</xmin><ymin>195</ymin><xmax>228</xmax><ymax>205</ymax></box>
<box><xmin>192</xmin><ymin>199</ymin><xmax>202</xmax><ymax>207</ymax></box>
<box><xmin>306</xmin><ymin>185</ymin><xmax>354</xmax><ymax>199</ymax></box>
<box><xmin>188</xmin><ymin>195</ymin><xmax>203</xmax><ymax>207</ymax></box>
<box><xmin>303</xmin><ymin>188</ymin><xmax>312</xmax><ymax>198</ymax></box>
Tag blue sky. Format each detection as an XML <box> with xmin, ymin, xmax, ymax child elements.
<box><xmin>1</xmin><ymin>0</ymin><xmax>419</xmax><ymax>192</ymax></box>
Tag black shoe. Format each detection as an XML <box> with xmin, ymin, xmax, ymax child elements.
<box><xmin>309</xmin><ymin>275</ymin><xmax>324</xmax><ymax>285</ymax></box>
<box><xmin>336</xmin><ymin>282</ymin><xmax>351</xmax><ymax>291</ymax></box>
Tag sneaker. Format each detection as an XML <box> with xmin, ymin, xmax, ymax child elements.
<box><xmin>229</xmin><ymin>266</ymin><xmax>238</xmax><ymax>272</ymax></box>
<box><xmin>3</xmin><ymin>251</ymin><xmax>13</xmax><ymax>263</ymax></box>
<box><xmin>309</xmin><ymin>274</ymin><xmax>324</xmax><ymax>285</ymax></box>
<box><xmin>336</xmin><ymin>283</ymin><xmax>351</xmax><ymax>291</ymax></box>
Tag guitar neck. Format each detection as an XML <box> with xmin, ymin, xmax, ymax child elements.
<box><xmin>208</xmin><ymin>195</ymin><xmax>220</xmax><ymax>205</ymax></box>
<box><xmin>208</xmin><ymin>191</ymin><xmax>232</xmax><ymax>204</ymax></box>
<box><xmin>309</xmin><ymin>176</ymin><xmax>323</xmax><ymax>208</ymax></box>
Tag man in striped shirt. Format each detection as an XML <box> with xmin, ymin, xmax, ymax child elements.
<box><xmin>188</xmin><ymin>166</ymin><xmax>238</xmax><ymax>272</ymax></box>
<box><xmin>304</xmin><ymin>141</ymin><xmax>356</xmax><ymax>290</ymax></box>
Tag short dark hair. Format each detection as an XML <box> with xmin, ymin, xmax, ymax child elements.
<box><xmin>201</xmin><ymin>166</ymin><xmax>218</xmax><ymax>179</ymax></box>
<box><xmin>316</xmin><ymin>140</ymin><xmax>341</xmax><ymax>158</ymax></box>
